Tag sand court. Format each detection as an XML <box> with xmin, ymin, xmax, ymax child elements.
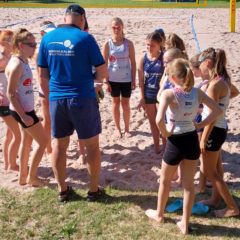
<box><xmin>0</xmin><ymin>7</ymin><xmax>239</xmax><ymax>192</ymax></box>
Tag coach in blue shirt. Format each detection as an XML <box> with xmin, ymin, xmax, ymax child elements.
<box><xmin>38</xmin><ymin>4</ymin><xmax>108</xmax><ymax>202</ymax></box>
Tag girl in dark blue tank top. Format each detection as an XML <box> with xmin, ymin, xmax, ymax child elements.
<box><xmin>138</xmin><ymin>31</ymin><xmax>165</xmax><ymax>153</ymax></box>
<box><xmin>143</xmin><ymin>51</ymin><xmax>164</xmax><ymax>101</ymax></box>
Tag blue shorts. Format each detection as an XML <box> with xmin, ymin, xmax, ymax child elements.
<box><xmin>50</xmin><ymin>98</ymin><xmax>101</xmax><ymax>139</ymax></box>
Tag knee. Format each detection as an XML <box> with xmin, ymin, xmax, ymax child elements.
<box><xmin>160</xmin><ymin>177</ymin><xmax>171</xmax><ymax>188</ymax></box>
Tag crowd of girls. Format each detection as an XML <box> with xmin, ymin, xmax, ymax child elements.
<box><xmin>0</xmin><ymin>15</ymin><xmax>239</xmax><ymax>235</ymax></box>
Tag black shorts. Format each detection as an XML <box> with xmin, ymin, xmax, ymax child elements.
<box><xmin>109</xmin><ymin>81</ymin><xmax>132</xmax><ymax>98</ymax></box>
<box><xmin>10</xmin><ymin>110</ymin><xmax>39</xmax><ymax>128</ymax></box>
<box><xmin>0</xmin><ymin>106</ymin><xmax>10</xmax><ymax>117</ymax></box>
<box><xmin>163</xmin><ymin>130</ymin><xmax>200</xmax><ymax>166</ymax></box>
<box><xmin>144</xmin><ymin>97</ymin><xmax>158</xmax><ymax>104</ymax></box>
<box><xmin>205</xmin><ymin>126</ymin><xmax>227</xmax><ymax>151</ymax></box>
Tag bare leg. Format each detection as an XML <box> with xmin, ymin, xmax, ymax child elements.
<box><xmin>2</xmin><ymin>115</ymin><xmax>21</xmax><ymax>171</ymax></box>
<box><xmin>51</xmin><ymin>136</ymin><xmax>70</xmax><ymax>192</ymax></box>
<box><xmin>40</xmin><ymin>97</ymin><xmax>52</xmax><ymax>154</ymax></box>
<box><xmin>145</xmin><ymin>104</ymin><xmax>160</xmax><ymax>153</ymax></box>
<box><xmin>83</xmin><ymin>135</ymin><xmax>101</xmax><ymax>192</ymax></box>
<box><xmin>112</xmin><ymin>97</ymin><xmax>122</xmax><ymax>138</ymax></box>
<box><xmin>78</xmin><ymin>140</ymin><xmax>86</xmax><ymax>165</ymax></box>
<box><xmin>145</xmin><ymin>161</ymin><xmax>178</xmax><ymax>223</ymax></box>
<box><xmin>2</xmin><ymin>127</ymin><xmax>12</xmax><ymax>170</ymax></box>
<box><xmin>121</xmin><ymin>97</ymin><xmax>131</xmax><ymax>135</ymax></box>
<box><xmin>202</xmin><ymin>150</ymin><xmax>239</xmax><ymax>217</ymax></box>
<box><xmin>25</xmin><ymin>122</ymin><xmax>48</xmax><ymax>186</ymax></box>
<box><xmin>177</xmin><ymin>159</ymin><xmax>198</xmax><ymax>235</ymax></box>
<box><xmin>19</xmin><ymin>128</ymin><xmax>33</xmax><ymax>185</ymax></box>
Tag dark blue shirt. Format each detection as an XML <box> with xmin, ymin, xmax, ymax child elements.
<box><xmin>143</xmin><ymin>52</ymin><xmax>164</xmax><ymax>100</ymax></box>
<box><xmin>38</xmin><ymin>24</ymin><xmax>105</xmax><ymax>100</ymax></box>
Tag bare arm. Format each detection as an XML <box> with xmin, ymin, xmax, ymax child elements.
<box><xmin>156</xmin><ymin>89</ymin><xmax>174</xmax><ymax>138</ymax></box>
<box><xmin>157</xmin><ymin>71</ymin><xmax>167</xmax><ymax>102</ymax></box>
<box><xmin>199</xmin><ymin>83</ymin><xmax>222</xmax><ymax>152</ymax></box>
<box><xmin>7</xmin><ymin>58</ymin><xmax>33</xmax><ymax>126</ymax></box>
<box><xmin>230</xmin><ymin>83</ymin><xmax>239</xmax><ymax>99</ymax></box>
<box><xmin>128</xmin><ymin>40</ymin><xmax>136</xmax><ymax>89</ymax></box>
<box><xmin>38</xmin><ymin>67</ymin><xmax>50</xmax><ymax>99</ymax></box>
<box><xmin>138</xmin><ymin>56</ymin><xmax>145</xmax><ymax>100</ymax></box>
<box><xmin>197</xmin><ymin>89</ymin><xmax>222</xmax><ymax>129</ymax></box>
<box><xmin>102</xmin><ymin>41</ymin><xmax>109</xmax><ymax>83</ymax></box>
<box><xmin>95</xmin><ymin>63</ymin><xmax>108</xmax><ymax>83</ymax></box>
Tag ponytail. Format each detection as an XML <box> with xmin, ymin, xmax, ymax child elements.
<box><xmin>199</xmin><ymin>48</ymin><xmax>231</xmax><ymax>85</ymax></box>
<box><xmin>214</xmin><ymin>49</ymin><xmax>231</xmax><ymax>85</ymax></box>
<box><xmin>168</xmin><ymin>58</ymin><xmax>194</xmax><ymax>92</ymax></box>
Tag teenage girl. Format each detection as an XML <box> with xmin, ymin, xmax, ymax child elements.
<box><xmin>0</xmin><ymin>29</ymin><xmax>21</xmax><ymax>171</ymax></box>
<box><xmin>138</xmin><ymin>32</ymin><xmax>165</xmax><ymax>153</ymax></box>
<box><xmin>145</xmin><ymin>58</ymin><xmax>221</xmax><ymax>234</ymax></box>
<box><xmin>103</xmin><ymin>17</ymin><xmax>136</xmax><ymax>138</ymax></box>
<box><xmin>197</xmin><ymin>48</ymin><xmax>239</xmax><ymax>217</ymax></box>
<box><xmin>6</xmin><ymin>28</ymin><xmax>47</xmax><ymax>186</ymax></box>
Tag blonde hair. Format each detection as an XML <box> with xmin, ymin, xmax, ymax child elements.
<box><xmin>165</xmin><ymin>33</ymin><xmax>188</xmax><ymax>59</ymax></box>
<box><xmin>165</xmin><ymin>48</ymin><xmax>186</xmax><ymax>61</ymax></box>
<box><xmin>168</xmin><ymin>58</ymin><xmax>194</xmax><ymax>92</ymax></box>
<box><xmin>199</xmin><ymin>47</ymin><xmax>231</xmax><ymax>85</ymax></box>
<box><xmin>12</xmin><ymin>28</ymin><xmax>34</xmax><ymax>54</ymax></box>
<box><xmin>0</xmin><ymin>29</ymin><xmax>13</xmax><ymax>42</ymax></box>
<box><xmin>111</xmin><ymin>17</ymin><xmax>124</xmax><ymax>37</ymax></box>
<box><xmin>190</xmin><ymin>53</ymin><xmax>201</xmax><ymax>68</ymax></box>
<box><xmin>111</xmin><ymin>17</ymin><xmax>124</xmax><ymax>27</ymax></box>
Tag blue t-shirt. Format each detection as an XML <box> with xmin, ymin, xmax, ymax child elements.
<box><xmin>143</xmin><ymin>52</ymin><xmax>164</xmax><ymax>100</ymax></box>
<box><xmin>38</xmin><ymin>24</ymin><xmax>105</xmax><ymax>100</ymax></box>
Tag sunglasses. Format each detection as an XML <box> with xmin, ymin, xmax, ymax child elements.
<box><xmin>112</xmin><ymin>26</ymin><xmax>121</xmax><ymax>30</ymax></box>
<box><xmin>22</xmin><ymin>42</ymin><xmax>37</xmax><ymax>48</ymax></box>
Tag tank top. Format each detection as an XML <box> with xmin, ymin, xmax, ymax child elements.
<box><xmin>166</xmin><ymin>87</ymin><xmax>199</xmax><ymax>134</ymax></box>
<box><xmin>162</xmin><ymin>73</ymin><xmax>174</xmax><ymax>90</ymax></box>
<box><xmin>0</xmin><ymin>71</ymin><xmax>9</xmax><ymax>106</ymax></box>
<box><xmin>202</xmin><ymin>77</ymin><xmax>230</xmax><ymax>129</ymax></box>
<box><xmin>9</xmin><ymin>57</ymin><xmax>34</xmax><ymax>112</ymax></box>
<box><xmin>108</xmin><ymin>38</ymin><xmax>132</xmax><ymax>83</ymax></box>
<box><xmin>143</xmin><ymin>52</ymin><xmax>164</xmax><ymax>100</ymax></box>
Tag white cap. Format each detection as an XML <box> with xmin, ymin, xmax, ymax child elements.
<box><xmin>40</xmin><ymin>23</ymin><xmax>56</xmax><ymax>33</ymax></box>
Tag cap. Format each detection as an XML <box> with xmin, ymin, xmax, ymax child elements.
<box><xmin>65</xmin><ymin>4</ymin><xmax>85</xmax><ymax>15</ymax></box>
<box><xmin>40</xmin><ymin>23</ymin><xmax>56</xmax><ymax>33</ymax></box>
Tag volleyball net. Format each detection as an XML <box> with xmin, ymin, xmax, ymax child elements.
<box><xmin>0</xmin><ymin>0</ymin><xmax>207</xmax><ymax>8</ymax></box>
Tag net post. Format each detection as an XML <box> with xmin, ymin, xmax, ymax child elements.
<box><xmin>230</xmin><ymin>0</ymin><xmax>236</xmax><ymax>32</ymax></box>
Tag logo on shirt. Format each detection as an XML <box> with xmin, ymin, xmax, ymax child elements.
<box><xmin>48</xmin><ymin>40</ymin><xmax>74</xmax><ymax>50</ymax></box>
<box><xmin>23</xmin><ymin>78</ymin><xmax>32</xmax><ymax>86</ymax></box>
<box><xmin>185</xmin><ymin>101</ymin><xmax>192</xmax><ymax>106</ymax></box>
<box><xmin>109</xmin><ymin>55</ymin><xmax>117</xmax><ymax>63</ymax></box>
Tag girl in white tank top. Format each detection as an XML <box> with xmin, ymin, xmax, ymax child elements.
<box><xmin>5</xmin><ymin>28</ymin><xmax>48</xmax><ymax>187</ymax></box>
<box><xmin>197</xmin><ymin>47</ymin><xmax>239</xmax><ymax>218</ymax></box>
<box><xmin>146</xmin><ymin>58</ymin><xmax>222</xmax><ymax>234</ymax></box>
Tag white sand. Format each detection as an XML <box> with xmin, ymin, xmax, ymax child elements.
<box><xmin>0</xmin><ymin>8</ymin><xmax>239</xmax><ymax>192</ymax></box>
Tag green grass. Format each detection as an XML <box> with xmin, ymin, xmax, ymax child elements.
<box><xmin>0</xmin><ymin>0</ymin><xmax>240</xmax><ymax>8</ymax></box>
<box><xmin>0</xmin><ymin>187</ymin><xmax>239</xmax><ymax>240</ymax></box>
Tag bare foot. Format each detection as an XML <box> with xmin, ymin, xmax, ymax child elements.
<box><xmin>27</xmin><ymin>177</ymin><xmax>48</xmax><ymax>187</ymax></box>
<box><xmin>214</xmin><ymin>208</ymin><xmax>239</xmax><ymax>218</ymax></box>
<box><xmin>4</xmin><ymin>164</ymin><xmax>8</xmax><ymax>171</ymax></box>
<box><xmin>19</xmin><ymin>176</ymin><xmax>27</xmax><ymax>186</ymax></box>
<box><xmin>145</xmin><ymin>209</ymin><xmax>164</xmax><ymax>223</ymax></box>
<box><xmin>199</xmin><ymin>199</ymin><xmax>220</xmax><ymax>208</ymax></box>
<box><xmin>124</xmin><ymin>131</ymin><xmax>131</xmax><ymax>138</ymax></box>
<box><xmin>79</xmin><ymin>154</ymin><xmax>87</xmax><ymax>165</ymax></box>
<box><xmin>8</xmin><ymin>164</ymin><xmax>19</xmax><ymax>172</ymax></box>
<box><xmin>114</xmin><ymin>130</ymin><xmax>122</xmax><ymax>139</ymax></box>
<box><xmin>176</xmin><ymin>220</ymin><xmax>188</xmax><ymax>235</ymax></box>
